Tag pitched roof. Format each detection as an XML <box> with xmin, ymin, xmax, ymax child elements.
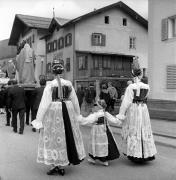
<box><xmin>62</xmin><ymin>1</ymin><xmax>148</xmax><ymax>28</ymax></box>
<box><xmin>9</xmin><ymin>14</ymin><xmax>51</xmax><ymax>45</ymax></box>
<box><xmin>49</xmin><ymin>17</ymin><xmax>70</xmax><ymax>32</ymax></box>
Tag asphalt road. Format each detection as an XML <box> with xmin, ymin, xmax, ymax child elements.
<box><xmin>0</xmin><ymin>118</ymin><xmax>176</xmax><ymax>180</ymax></box>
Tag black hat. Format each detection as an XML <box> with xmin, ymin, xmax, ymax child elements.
<box><xmin>52</xmin><ymin>59</ymin><xmax>64</xmax><ymax>74</ymax></box>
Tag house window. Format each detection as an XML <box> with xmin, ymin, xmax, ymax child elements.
<box><xmin>161</xmin><ymin>16</ymin><xmax>176</xmax><ymax>41</ymax></box>
<box><xmin>66</xmin><ymin>58</ymin><xmax>70</xmax><ymax>72</ymax></box>
<box><xmin>91</xmin><ymin>33</ymin><xmax>106</xmax><ymax>46</ymax></box>
<box><xmin>166</xmin><ymin>65</ymin><xmax>176</xmax><ymax>89</ymax></box>
<box><xmin>65</xmin><ymin>33</ymin><xmax>72</xmax><ymax>47</ymax></box>
<box><xmin>58</xmin><ymin>37</ymin><xmax>64</xmax><ymax>49</ymax></box>
<box><xmin>105</xmin><ymin>16</ymin><xmax>109</xmax><ymax>24</ymax></box>
<box><xmin>123</xmin><ymin>18</ymin><xmax>127</xmax><ymax>26</ymax></box>
<box><xmin>53</xmin><ymin>40</ymin><xmax>57</xmax><ymax>51</ymax></box>
<box><xmin>78</xmin><ymin>55</ymin><xmax>88</xmax><ymax>70</ymax></box>
<box><xmin>129</xmin><ymin>37</ymin><xmax>136</xmax><ymax>49</ymax></box>
<box><xmin>46</xmin><ymin>43</ymin><xmax>52</xmax><ymax>53</ymax></box>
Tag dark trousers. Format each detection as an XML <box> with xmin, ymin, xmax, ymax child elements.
<box><xmin>31</xmin><ymin>109</ymin><xmax>38</xmax><ymax>121</ymax></box>
<box><xmin>25</xmin><ymin>105</ymin><xmax>32</xmax><ymax>124</ymax></box>
<box><xmin>5</xmin><ymin>107</ymin><xmax>11</xmax><ymax>125</ymax></box>
<box><xmin>109</xmin><ymin>98</ymin><xmax>115</xmax><ymax>110</ymax></box>
<box><xmin>12</xmin><ymin>108</ymin><xmax>25</xmax><ymax>132</ymax></box>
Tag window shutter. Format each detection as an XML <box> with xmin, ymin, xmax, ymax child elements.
<box><xmin>167</xmin><ymin>65</ymin><xmax>176</xmax><ymax>89</ymax></box>
<box><xmin>69</xmin><ymin>34</ymin><xmax>72</xmax><ymax>46</ymax></box>
<box><xmin>101</xmin><ymin>34</ymin><xmax>106</xmax><ymax>46</ymax></box>
<box><xmin>91</xmin><ymin>34</ymin><xmax>95</xmax><ymax>46</ymax></box>
<box><xmin>161</xmin><ymin>18</ymin><xmax>168</xmax><ymax>41</ymax></box>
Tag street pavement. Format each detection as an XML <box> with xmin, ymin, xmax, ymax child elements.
<box><xmin>0</xmin><ymin>114</ymin><xmax>176</xmax><ymax>180</ymax></box>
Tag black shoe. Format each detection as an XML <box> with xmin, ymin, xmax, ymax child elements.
<box><xmin>32</xmin><ymin>128</ymin><xmax>36</xmax><ymax>132</ymax></box>
<box><xmin>26</xmin><ymin>122</ymin><xmax>29</xmax><ymax>125</ymax></box>
<box><xmin>47</xmin><ymin>166</ymin><xmax>59</xmax><ymax>175</ymax></box>
<box><xmin>6</xmin><ymin>124</ymin><xmax>10</xmax><ymax>126</ymax></box>
<box><xmin>58</xmin><ymin>168</ymin><xmax>65</xmax><ymax>176</ymax></box>
<box><xmin>13</xmin><ymin>129</ymin><xmax>17</xmax><ymax>133</ymax></box>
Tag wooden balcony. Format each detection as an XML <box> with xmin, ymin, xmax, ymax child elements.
<box><xmin>90</xmin><ymin>69</ymin><xmax>131</xmax><ymax>77</ymax></box>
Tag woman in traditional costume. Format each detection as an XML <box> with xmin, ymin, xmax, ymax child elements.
<box><xmin>116</xmin><ymin>59</ymin><xmax>157</xmax><ymax>163</ymax></box>
<box><xmin>32</xmin><ymin>59</ymin><xmax>86</xmax><ymax>176</ymax></box>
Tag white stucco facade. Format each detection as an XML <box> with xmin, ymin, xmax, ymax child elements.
<box><xmin>75</xmin><ymin>8</ymin><xmax>148</xmax><ymax>69</ymax></box>
<box><xmin>148</xmin><ymin>0</ymin><xmax>176</xmax><ymax>100</ymax></box>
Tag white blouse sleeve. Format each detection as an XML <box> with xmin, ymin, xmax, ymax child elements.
<box><xmin>116</xmin><ymin>86</ymin><xmax>133</xmax><ymax>120</ymax></box>
<box><xmin>79</xmin><ymin>110</ymin><xmax>104</xmax><ymax>125</ymax></box>
<box><xmin>70</xmin><ymin>84</ymin><xmax>80</xmax><ymax>116</ymax></box>
<box><xmin>31</xmin><ymin>84</ymin><xmax>52</xmax><ymax>129</ymax></box>
<box><xmin>105</xmin><ymin>112</ymin><xmax>121</xmax><ymax>125</ymax></box>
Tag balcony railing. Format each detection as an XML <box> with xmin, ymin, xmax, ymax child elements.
<box><xmin>90</xmin><ymin>69</ymin><xmax>131</xmax><ymax>77</ymax></box>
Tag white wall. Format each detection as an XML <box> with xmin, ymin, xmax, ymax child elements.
<box><xmin>148</xmin><ymin>0</ymin><xmax>176</xmax><ymax>100</ymax></box>
<box><xmin>75</xmin><ymin>7</ymin><xmax>148</xmax><ymax>69</ymax></box>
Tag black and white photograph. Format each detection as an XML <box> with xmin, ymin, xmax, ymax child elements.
<box><xmin>0</xmin><ymin>0</ymin><xmax>176</xmax><ymax>179</ymax></box>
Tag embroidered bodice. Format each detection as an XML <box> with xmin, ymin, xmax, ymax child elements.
<box><xmin>133</xmin><ymin>88</ymin><xmax>148</xmax><ymax>103</ymax></box>
<box><xmin>52</xmin><ymin>85</ymin><xmax>72</xmax><ymax>101</ymax></box>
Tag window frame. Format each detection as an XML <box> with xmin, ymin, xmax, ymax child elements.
<box><xmin>58</xmin><ymin>37</ymin><xmax>64</xmax><ymax>49</ymax></box>
<box><xmin>91</xmin><ymin>33</ymin><xmax>106</xmax><ymax>46</ymax></box>
<box><xmin>78</xmin><ymin>55</ymin><xmax>88</xmax><ymax>70</ymax></box>
<box><xmin>104</xmin><ymin>16</ymin><xmax>109</xmax><ymax>24</ymax></box>
<box><xmin>65</xmin><ymin>33</ymin><xmax>72</xmax><ymax>47</ymax></box>
<box><xmin>129</xmin><ymin>36</ymin><xmax>136</xmax><ymax>49</ymax></box>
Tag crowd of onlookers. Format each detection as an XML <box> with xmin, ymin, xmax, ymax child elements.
<box><xmin>0</xmin><ymin>79</ymin><xmax>46</xmax><ymax>134</ymax></box>
<box><xmin>76</xmin><ymin>81</ymin><xmax>121</xmax><ymax>116</ymax></box>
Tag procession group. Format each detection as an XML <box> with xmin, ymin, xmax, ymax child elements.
<box><xmin>30</xmin><ymin>58</ymin><xmax>157</xmax><ymax>176</ymax></box>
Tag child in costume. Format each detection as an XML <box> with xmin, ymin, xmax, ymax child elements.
<box><xmin>84</xmin><ymin>99</ymin><xmax>121</xmax><ymax>166</ymax></box>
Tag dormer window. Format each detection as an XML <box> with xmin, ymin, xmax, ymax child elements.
<box><xmin>123</xmin><ymin>18</ymin><xmax>127</xmax><ymax>26</ymax></box>
<box><xmin>105</xmin><ymin>16</ymin><xmax>109</xmax><ymax>24</ymax></box>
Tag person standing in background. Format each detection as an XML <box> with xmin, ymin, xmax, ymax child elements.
<box><xmin>4</xmin><ymin>80</ymin><xmax>14</xmax><ymax>126</ymax></box>
<box><xmin>107</xmin><ymin>82</ymin><xmax>118</xmax><ymax>112</ymax></box>
<box><xmin>31</xmin><ymin>79</ymin><xmax>46</xmax><ymax>132</ymax></box>
<box><xmin>7</xmin><ymin>80</ymin><xmax>26</xmax><ymax>134</ymax></box>
<box><xmin>76</xmin><ymin>84</ymin><xmax>84</xmax><ymax>109</ymax></box>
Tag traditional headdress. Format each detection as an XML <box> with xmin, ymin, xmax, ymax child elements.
<box><xmin>52</xmin><ymin>59</ymin><xmax>64</xmax><ymax>74</ymax></box>
<box><xmin>131</xmin><ymin>56</ymin><xmax>142</xmax><ymax>77</ymax></box>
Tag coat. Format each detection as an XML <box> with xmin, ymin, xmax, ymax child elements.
<box><xmin>7</xmin><ymin>85</ymin><xmax>26</xmax><ymax>110</ymax></box>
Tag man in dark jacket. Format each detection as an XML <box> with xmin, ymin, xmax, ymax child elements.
<box><xmin>31</xmin><ymin>79</ymin><xmax>46</xmax><ymax>132</ymax></box>
<box><xmin>7</xmin><ymin>80</ymin><xmax>26</xmax><ymax>134</ymax></box>
<box><xmin>4</xmin><ymin>80</ymin><xmax>14</xmax><ymax>126</ymax></box>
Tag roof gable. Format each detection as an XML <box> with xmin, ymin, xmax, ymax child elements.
<box><xmin>9</xmin><ymin>14</ymin><xmax>51</xmax><ymax>45</ymax></box>
<box><xmin>49</xmin><ymin>17</ymin><xmax>70</xmax><ymax>32</ymax></box>
<box><xmin>63</xmin><ymin>1</ymin><xmax>147</xmax><ymax>29</ymax></box>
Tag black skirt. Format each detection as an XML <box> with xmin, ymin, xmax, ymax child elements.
<box><xmin>62</xmin><ymin>101</ymin><xmax>82</xmax><ymax>165</ymax></box>
<box><xmin>89</xmin><ymin>125</ymin><xmax>120</xmax><ymax>162</ymax></box>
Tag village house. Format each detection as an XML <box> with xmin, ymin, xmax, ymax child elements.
<box><xmin>8</xmin><ymin>14</ymin><xmax>52</xmax><ymax>83</ymax></box>
<box><xmin>45</xmin><ymin>1</ymin><xmax>148</xmax><ymax>96</ymax></box>
<box><xmin>148</xmin><ymin>0</ymin><xmax>176</xmax><ymax>101</ymax></box>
